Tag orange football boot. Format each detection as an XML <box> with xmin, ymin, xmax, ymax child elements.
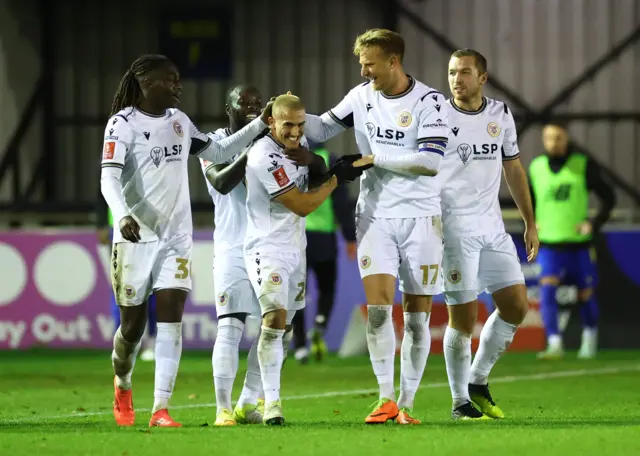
<box><xmin>149</xmin><ymin>409</ymin><xmax>182</xmax><ymax>427</ymax></box>
<box><xmin>113</xmin><ymin>377</ymin><xmax>135</xmax><ymax>426</ymax></box>
<box><xmin>365</xmin><ymin>399</ymin><xmax>399</xmax><ymax>424</ymax></box>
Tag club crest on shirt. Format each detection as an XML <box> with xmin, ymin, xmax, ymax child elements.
<box><xmin>487</xmin><ymin>122</ymin><xmax>501</xmax><ymax>137</ymax></box>
<box><xmin>360</xmin><ymin>256</ymin><xmax>371</xmax><ymax>269</ymax></box>
<box><xmin>268</xmin><ymin>272</ymin><xmax>282</xmax><ymax>286</ymax></box>
<box><xmin>397</xmin><ymin>111</ymin><xmax>412</xmax><ymax>127</ymax></box>
<box><xmin>173</xmin><ymin>121</ymin><xmax>184</xmax><ymax>137</ymax></box>
<box><xmin>456</xmin><ymin>143</ymin><xmax>472</xmax><ymax>165</ymax></box>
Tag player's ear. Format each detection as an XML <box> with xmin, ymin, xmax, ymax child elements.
<box><xmin>479</xmin><ymin>72</ymin><xmax>488</xmax><ymax>86</ymax></box>
<box><xmin>224</xmin><ymin>104</ymin><xmax>231</xmax><ymax>117</ymax></box>
<box><xmin>268</xmin><ymin>116</ymin><xmax>276</xmax><ymax>128</ymax></box>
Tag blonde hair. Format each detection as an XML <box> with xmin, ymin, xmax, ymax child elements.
<box><xmin>272</xmin><ymin>94</ymin><xmax>305</xmax><ymax>117</ymax></box>
<box><xmin>353</xmin><ymin>28</ymin><xmax>405</xmax><ymax>62</ymax></box>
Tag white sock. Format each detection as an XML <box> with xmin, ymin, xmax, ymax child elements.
<box><xmin>258</xmin><ymin>326</ymin><xmax>285</xmax><ymax>404</ymax></box>
<box><xmin>212</xmin><ymin>318</ymin><xmax>243</xmax><ymax>413</ymax></box>
<box><xmin>366</xmin><ymin>305</ymin><xmax>396</xmax><ymax>401</ymax></box>
<box><xmin>443</xmin><ymin>326</ymin><xmax>472</xmax><ymax>407</ymax></box>
<box><xmin>152</xmin><ymin>322</ymin><xmax>182</xmax><ymax>413</ymax></box>
<box><xmin>470</xmin><ymin>312</ymin><xmax>517</xmax><ymax>385</ymax></box>
<box><xmin>112</xmin><ymin>326</ymin><xmax>141</xmax><ymax>390</ymax></box>
<box><xmin>398</xmin><ymin>312</ymin><xmax>431</xmax><ymax>409</ymax></box>
<box><xmin>237</xmin><ymin>336</ymin><xmax>263</xmax><ymax>408</ymax></box>
<box><xmin>282</xmin><ymin>327</ymin><xmax>293</xmax><ymax>362</ymax></box>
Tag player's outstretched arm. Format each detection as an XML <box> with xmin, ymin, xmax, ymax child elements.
<box><xmin>275</xmin><ymin>176</ymin><xmax>338</xmax><ymax>217</ymax></box>
<box><xmin>191</xmin><ymin>117</ymin><xmax>268</xmax><ymax>164</ymax></box>
<box><xmin>304</xmin><ymin>112</ymin><xmax>349</xmax><ymax>142</ymax></box>
<box><xmin>352</xmin><ymin>138</ymin><xmax>446</xmax><ymax>177</ymax></box>
<box><xmin>202</xmin><ymin>149</ymin><xmax>249</xmax><ymax>195</ymax></box>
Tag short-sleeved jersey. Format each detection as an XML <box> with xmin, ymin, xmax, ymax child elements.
<box><xmin>199</xmin><ymin>128</ymin><xmax>248</xmax><ymax>255</ymax></box>
<box><xmin>244</xmin><ymin>134</ymin><xmax>309</xmax><ymax>255</ymax></box>
<box><xmin>437</xmin><ymin>97</ymin><xmax>520</xmax><ymax>237</ymax></box>
<box><xmin>101</xmin><ymin>107</ymin><xmax>211</xmax><ymax>242</ymax></box>
<box><xmin>328</xmin><ymin>77</ymin><xmax>449</xmax><ymax>218</ymax></box>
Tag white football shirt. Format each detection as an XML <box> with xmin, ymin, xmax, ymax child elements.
<box><xmin>327</xmin><ymin>77</ymin><xmax>449</xmax><ymax>218</ymax></box>
<box><xmin>101</xmin><ymin>107</ymin><xmax>211</xmax><ymax>242</ymax></box>
<box><xmin>199</xmin><ymin>128</ymin><xmax>248</xmax><ymax>255</ymax></box>
<box><xmin>244</xmin><ymin>134</ymin><xmax>309</xmax><ymax>255</ymax></box>
<box><xmin>437</xmin><ymin>97</ymin><xmax>520</xmax><ymax>237</ymax></box>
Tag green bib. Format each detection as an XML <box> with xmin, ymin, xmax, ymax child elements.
<box><xmin>108</xmin><ymin>209</ymin><xmax>114</xmax><ymax>227</ymax></box>
<box><xmin>529</xmin><ymin>153</ymin><xmax>590</xmax><ymax>243</ymax></box>
<box><xmin>305</xmin><ymin>149</ymin><xmax>335</xmax><ymax>233</ymax></box>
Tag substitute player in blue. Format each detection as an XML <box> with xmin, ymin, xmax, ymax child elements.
<box><xmin>529</xmin><ymin>122</ymin><xmax>615</xmax><ymax>359</ymax></box>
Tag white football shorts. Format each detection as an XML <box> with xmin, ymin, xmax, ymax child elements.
<box><xmin>356</xmin><ymin>215</ymin><xmax>444</xmax><ymax>295</ymax></box>
<box><xmin>443</xmin><ymin>232</ymin><xmax>525</xmax><ymax>305</ymax></box>
<box><xmin>245</xmin><ymin>250</ymin><xmax>307</xmax><ymax>316</ymax></box>
<box><xmin>213</xmin><ymin>252</ymin><xmax>261</xmax><ymax>317</ymax></box>
<box><xmin>111</xmin><ymin>233</ymin><xmax>193</xmax><ymax>307</ymax></box>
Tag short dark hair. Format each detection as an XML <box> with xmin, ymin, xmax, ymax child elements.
<box><xmin>451</xmin><ymin>49</ymin><xmax>487</xmax><ymax>74</ymax></box>
<box><xmin>225</xmin><ymin>84</ymin><xmax>259</xmax><ymax>106</ymax></box>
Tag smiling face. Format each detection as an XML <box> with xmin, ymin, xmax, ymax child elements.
<box><xmin>270</xmin><ymin>107</ymin><xmax>306</xmax><ymax>149</ymax></box>
<box><xmin>358</xmin><ymin>45</ymin><xmax>398</xmax><ymax>93</ymax></box>
<box><xmin>226</xmin><ymin>86</ymin><xmax>262</xmax><ymax>131</ymax></box>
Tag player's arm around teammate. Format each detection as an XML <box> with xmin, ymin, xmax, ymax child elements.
<box><xmin>243</xmin><ymin>95</ymin><xmax>362</xmax><ymax>425</ymax></box>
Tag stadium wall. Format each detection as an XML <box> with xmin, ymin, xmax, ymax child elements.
<box><xmin>0</xmin><ymin>0</ymin><xmax>637</xmax><ymax>208</ymax></box>
<box><xmin>1</xmin><ymin>229</ymin><xmax>639</xmax><ymax>352</ymax></box>
<box><xmin>399</xmin><ymin>0</ymin><xmax>640</xmax><ymax>207</ymax></box>
<box><xmin>0</xmin><ymin>0</ymin><xmax>43</xmax><ymax>203</ymax></box>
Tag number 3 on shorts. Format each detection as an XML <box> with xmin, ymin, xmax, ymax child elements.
<box><xmin>420</xmin><ymin>264</ymin><xmax>439</xmax><ymax>286</ymax></box>
<box><xmin>175</xmin><ymin>258</ymin><xmax>190</xmax><ymax>279</ymax></box>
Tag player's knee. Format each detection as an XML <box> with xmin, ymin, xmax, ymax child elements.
<box><xmin>539</xmin><ymin>276</ymin><xmax>561</xmax><ymax>286</ymax></box>
<box><xmin>118</xmin><ymin>307</ymin><xmax>147</xmax><ymax>342</ymax></box>
<box><xmin>447</xmin><ymin>301</ymin><xmax>478</xmax><ymax>335</ymax></box>
<box><xmin>404</xmin><ymin>313</ymin><xmax>427</xmax><ymax>342</ymax></box>
<box><xmin>262</xmin><ymin>309</ymin><xmax>287</xmax><ymax>330</ymax></box>
<box><xmin>367</xmin><ymin>305</ymin><xmax>391</xmax><ymax>330</ymax></box>
<box><xmin>493</xmin><ymin>284</ymin><xmax>528</xmax><ymax>325</ymax></box>
<box><xmin>578</xmin><ymin>288</ymin><xmax>593</xmax><ymax>302</ymax></box>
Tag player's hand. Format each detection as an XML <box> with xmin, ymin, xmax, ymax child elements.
<box><xmin>351</xmin><ymin>155</ymin><xmax>374</xmax><ymax>170</ymax></box>
<box><xmin>285</xmin><ymin>147</ymin><xmax>315</xmax><ymax>166</ymax></box>
<box><xmin>260</xmin><ymin>98</ymin><xmax>275</xmax><ymax>124</ymax></box>
<box><xmin>97</xmin><ymin>228</ymin><xmax>111</xmax><ymax>245</ymax></box>
<box><xmin>524</xmin><ymin>225</ymin><xmax>539</xmax><ymax>263</ymax></box>
<box><xmin>345</xmin><ymin>241</ymin><xmax>357</xmax><ymax>261</ymax></box>
<box><xmin>119</xmin><ymin>216</ymin><xmax>141</xmax><ymax>243</ymax></box>
<box><xmin>328</xmin><ymin>155</ymin><xmax>364</xmax><ymax>184</ymax></box>
<box><xmin>576</xmin><ymin>221</ymin><xmax>592</xmax><ymax>236</ymax></box>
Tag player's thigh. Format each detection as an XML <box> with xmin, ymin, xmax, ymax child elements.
<box><xmin>214</xmin><ymin>255</ymin><xmax>257</xmax><ymax>317</ymax></box>
<box><xmin>397</xmin><ymin>216</ymin><xmax>444</xmax><ymax>295</ymax></box>
<box><xmin>442</xmin><ymin>235</ymin><xmax>482</xmax><ymax>305</ymax></box>
<box><xmin>111</xmin><ymin>241</ymin><xmax>157</xmax><ymax>307</ymax></box>
<box><xmin>152</xmin><ymin>234</ymin><xmax>193</xmax><ymax>294</ymax></box>
<box><xmin>288</xmin><ymin>253</ymin><xmax>307</xmax><ymax>313</ymax></box>
<box><xmin>245</xmin><ymin>252</ymin><xmax>293</xmax><ymax>316</ymax></box>
<box><xmin>356</xmin><ymin>214</ymin><xmax>400</xmax><ymax>280</ymax></box>
<box><xmin>479</xmin><ymin>232</ymin><xmax>526</xmax><ymax>295</ymax></box>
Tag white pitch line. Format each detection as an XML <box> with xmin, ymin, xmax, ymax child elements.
<box><xmin>3</xmin><ymin>364</ymin><xmax>639</xmax><ymax>424</ymax></box>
